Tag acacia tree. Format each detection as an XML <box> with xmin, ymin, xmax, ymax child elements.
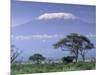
<box><xmin>53</xmin><ymin>33</ymin><xmax>94</xmax><ymax>62</ymax></box>
<box><xmin>78</xmin><ymin>36</ymin><xmax>94</xmax><ymax>61</ymax></box>
<box><xmin>11</xmin><ymin>45</ymin><xmax>22</xmax><ymax>63</ymax></box>
<box><xmin>29</xmin><ymin>53</ymin><xmax>45</xmax><ymax>64</ymax></box>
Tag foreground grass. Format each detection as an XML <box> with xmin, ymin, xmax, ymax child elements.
<box><xmin>11</xmin><ymin>62</ymin><xmax>96</xmax><ymax>75</ymax></box>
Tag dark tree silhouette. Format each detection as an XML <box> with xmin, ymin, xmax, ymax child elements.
<box><xmin>62</xmin><ymin>56</ymin><xmax>75</xmax><ymax>63</ymax></box>
<box><xmin>79</xmin><ymin>38</ymin><xmax>94</xmax><ymax>62</ymax></box>
<box><xmin>53</xmin><ymin>33</ymin><xmax>94</xmax><ymax>62</ymax></box>
<box><xmin>11</xmin><ymin>45</ymin><xmax>22</xmax><ymax>63</ymax></box>
<box><xmin>29</xmin><ymin>53</ymin><xmax>45</xmax><ymax>64</ymax></box>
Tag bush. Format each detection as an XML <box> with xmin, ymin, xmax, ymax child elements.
<box><xmin>62</xmin><ymin>56</ymin><xmax>75</xmax><ymax>63</ymax></box>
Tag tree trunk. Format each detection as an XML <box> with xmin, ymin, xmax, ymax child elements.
<box><xmin>75</xmin><ymin>54</ymin><xmax>78</xmax><ymax>63</ymax></box>
<box><xmin>82</xmin><ymin>55</ymin><xmax>85</xmax><ymax>62</ymax></box>
<box><xmin>75</xmin><ymin>49</ymin><xmax>79</xmax><ymax>63</ymax></box>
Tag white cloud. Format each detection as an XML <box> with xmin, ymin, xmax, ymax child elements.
<box><xmin>36</xmin><ymin>12</ymin><xmax>77</xmax><ymax>20</ymax></box>
<box><xmin>13</xmin><ymin>34</ymin><xmax>64</xmax><ymax>40</ymax></box>
<box><xmin>11</xmin><ymin>33</ymin><xmax>96</xmax><ymax>41</ymax></box>
<box><xmin>86</xmin><ymin>33</ymin><xmax>96</xmax><ymax>38</ymax></box>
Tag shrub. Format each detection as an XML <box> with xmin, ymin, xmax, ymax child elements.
<box><xmin>62</xmin><ymin>56</ymin><xmax>75</xmax><ymax>63</ymax></box>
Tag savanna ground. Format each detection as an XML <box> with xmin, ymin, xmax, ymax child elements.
<box><xmin>11</xmin><ymin>61</ymin><xmax>96</xmax><ymax>75</ymax></box>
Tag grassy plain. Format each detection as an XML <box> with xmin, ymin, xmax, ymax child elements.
<box><xmin>11</xmin><ymin>61</ymin><xmax>96</xmax><ymax>75</ymax></box>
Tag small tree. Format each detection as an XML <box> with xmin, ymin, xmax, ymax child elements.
<box><xmin>79</xmin><ymin>43</ymin><xmax>94</xmax><ymax>62</ymax></box>
<box><xmin>11</xmin><ymin>45</ymin><xmax>22</xmax><ymax>63</ymax></box>
<box><xmin>29</xmin><ymin>53</ymin><xmax>45</xmax><ymax>64</ymax></box>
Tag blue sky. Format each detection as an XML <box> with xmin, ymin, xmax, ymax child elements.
<box><xmin>11</xmin><ymin>0</ymin><xmax>96</xmax><ymax>61</ymax></box>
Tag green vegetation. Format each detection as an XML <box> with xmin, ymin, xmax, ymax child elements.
<box><xmin>11</xmin><ymin>62</ymin><xmax>96</xmax><ymax>74</ymax></box>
